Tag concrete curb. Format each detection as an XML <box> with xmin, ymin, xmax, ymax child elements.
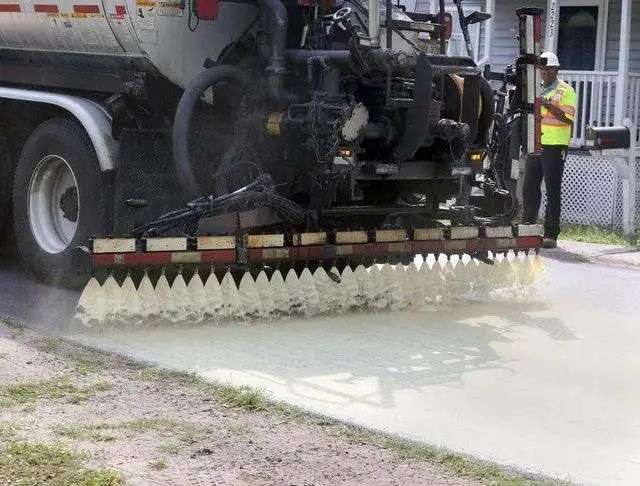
<box><xmin>542</xmin><ymin>240</ymin><xmax>640</xmax><ymax>269</ymax></box>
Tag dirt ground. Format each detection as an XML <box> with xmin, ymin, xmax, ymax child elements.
<box><xmin>0</xmin><ymin>319</ymin><xmax>500</xmax><ymax>486</ymax></box>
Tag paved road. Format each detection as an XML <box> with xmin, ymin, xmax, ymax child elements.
<box><xmin>2</xmin><ymin>254</ymin><xmax>640</xmax><ymax>484</ymax></box>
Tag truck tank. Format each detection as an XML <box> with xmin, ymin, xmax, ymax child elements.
<box><xmin>0</xmin><ymin>0</ymin><xmax>256</xmax><ymax>90</ymax></box>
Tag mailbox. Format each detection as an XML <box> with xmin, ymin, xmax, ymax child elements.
<box><xmin>586</xmin><ymin>126</ymin><xmax>631</xmax><ymax>150</ymax></box>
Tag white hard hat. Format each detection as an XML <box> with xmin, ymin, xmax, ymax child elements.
<box><xmin>540</xmin><ymin>51</ymin><xmax>560</xmax><ymax>68</ymax></box>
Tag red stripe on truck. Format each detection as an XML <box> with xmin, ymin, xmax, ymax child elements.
<box><xmin>92</xmin><ymin>249</ymin><xmax>236</xmax><ymax>267</ymax></box>
<box><xmin>515</xmin><ymin>236</ymin><xmax>543</xmax><ymax>248</ymax></box>
<box><xmin>33</xmin><ymin>4</ymin><xmax>59</xmax><ymax>12</ymax></box>
<box><xmin>114</xmin><ymin>4</ymin><xmax>126</xmax><ymax>14</ymax></box>
<box><xmin>73</xmin><ymin>4</ymin><xmax>100</xmax><ymax>13</ymax></box>
<box><xmin>199</xmin><ymin>249</ymin><xmax>236</xmax><ymax>264</ymax></box>
<box><xmin>0</xmin><ymin>4</ymin><xmax>21</xmax><ymax>11</ymax></box>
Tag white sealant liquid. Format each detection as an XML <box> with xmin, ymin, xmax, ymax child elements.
<box><xmin>75</xmin><ymin>253</ymin><xmax>547</xmax><ymax>327</ymax></box>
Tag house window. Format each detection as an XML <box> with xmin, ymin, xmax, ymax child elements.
<box><xmin>557</xmin><ymin>6</ymin><xmax>599</xmax><ymax>70</ymax></box>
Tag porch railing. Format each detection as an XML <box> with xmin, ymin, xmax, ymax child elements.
<box><xmin>559</xmin><ymin>70</ymin><xmax>640</xmax><ymax>147</ymax></box>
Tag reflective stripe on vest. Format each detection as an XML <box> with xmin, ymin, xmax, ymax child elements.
<box><xmin>541</xmin><ymin>80</ymin><xmax>577</xmax><ymax>146</ymax></box>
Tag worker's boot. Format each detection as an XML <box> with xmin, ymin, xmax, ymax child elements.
<box><xmin>542</xmin><ymin>238</ymin><xmax>557</xmax><ymax>249</ymax></box>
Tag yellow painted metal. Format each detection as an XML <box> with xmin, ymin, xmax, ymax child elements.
<box><xmin>375</xmin><ymin>229</ymin><xmax>407</xmax><ymax>242</ymax></box>
<box><xmin>92</xmin><ymin>238</ymin><xmax>136</xmax><ymax>253</ymax></box>
<box><xmin>244</xmin><ymin>234</ymin><xmax>285</xmax><ymax>248</ymax></box>
<box><xmin>171</xmin><ymin>252</ymin><xmax>202</xmax><ymax>263</ymax></box>
<box><xmin>485</xmin><ymin>226</ymin><xmax>514</xmax><ymax>238</ymax></box>
<box><xmin>293</xmin><ymin>232</ymin><xmax>328</xmax><ymax>246</ymax></box>
<box><xmin>196</xmin><ymin>236</ymin><xmax>236</xmax><ymax>250</ymax></box>
<box><xmin>414</xmin><ymin>228</ymin><xmax>445</xmax><ymax>240</ymax></box>
<box><xmin>336</xmin><ymin>231</ymin><xmax>368</xmax><ymax>244</ymax></box>
<box><xmin>336</xmin><ymin>245</ymin><xmax>354</xmax><ymax>255</ymax></box>
<box><xmin>266</xmin><ymin>112</ymin><xmax>285</xmax><ymax>136</ymax></box>
<box><xmin>261</xmin><ymin>248</ymin><xmax>290</xmax><ymax>260</ymax></box>
<box><xmin>146</xmin><ymin>237</ymin><xmax>187</xmax><ymax>252</ymax></box>
<box><xmin>517</xmin><ymin>224</ymin><xmax>544</xmax><ymax>237</ymax></box>
<box><xmin>450</xmin><ymin>227</ymin><xmax>479</xmax><ymax>240</ymax></box>
<box><xmin>496</xmin><ymin>238</ymin><xmax>517</xmax><ymax>248</ymax></box>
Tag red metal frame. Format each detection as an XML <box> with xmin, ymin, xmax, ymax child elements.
<box><xmin>92</xmin><ymin>236</ymin><xmax>542</xmax><ymax>268</ymax></box>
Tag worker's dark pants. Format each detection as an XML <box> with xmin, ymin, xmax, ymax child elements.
<box><xmin>522</xmin><ymin>145</ymin><xmax>567</xmax><ymax>239</ymax></box>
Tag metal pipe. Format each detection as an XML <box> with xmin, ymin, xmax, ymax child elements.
<box><xmin>369</xmin><ymin>0</ymin><xmax>380</xmax><ymax>47</ymax></box>
<box><xmin>385</xmin><ymin>0</ymin><xmax>392</xmax><ymax>48</ymax></box>
<box><xmin>438</xmin><ymin>0</ymin><xmax>446</xmax><ymax>55</ymax></box>
<box><xmin>453</xmin><ymin>0</ymin><xmax>474</xmax><ymax>58</ymax></box>
<box><xmin>261</xmin><ymin>0</ymin><xmax>288</xmax><ymax>104</ymax></box>
<box><xmin>286</xmin><ymin>49</ymin><xmax>351</xmax><ymax>64</ymax></box>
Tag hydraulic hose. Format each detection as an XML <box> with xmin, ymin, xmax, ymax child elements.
<box><xmin>172</xmin><ymin>65</ymin><xmax>248</xmax><ymax>199</ymax></box>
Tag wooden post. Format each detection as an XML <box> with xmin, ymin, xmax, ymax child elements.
<box><xmin>544</xmin><ymin>0</ymin><xmax>558</xmax><ymax>51</ymax></box>
<box><xmin>622</xmin><ymin>120</ymin><xmax>637</xmax><ymax>239</ymax></box>
<box><xmin>614</xmin><ymin>0</ymin><xmax>631</xmax><ymax>125</ymax></box>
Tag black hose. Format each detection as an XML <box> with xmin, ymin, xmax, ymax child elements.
<box><xmin>172</xmin><ymin>64</ymin><xmax>248</xmax><ymax>199</ymax></box>
<box><xmin>132</xmin><ymin>174</ymin><xmax>305</xmax><ymax>237</ymax></box>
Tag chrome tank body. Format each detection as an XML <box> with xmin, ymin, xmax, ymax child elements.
<box><xmin>0</xmin><ymin>0</ymin><xmax>256</xmax><ymax>89</ymax></box>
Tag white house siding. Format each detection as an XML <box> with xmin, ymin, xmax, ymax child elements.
<box><xmin>411</xmin><ymin>0</ymin><xmax>491</xmax><ymax>63</ymax></box>
<box><xmin>487</xmin><ymin>0</ymin><xmax>545</xmax><ymax>71</ymax></box>
<box><xmin>604</xmin><ymin>0</ymin><xmax>640</xmax><ymax>71</ymax></box>
<box><xmin>411</xmin><ymin>1</ymin><xmax>639</xmax><ymax>73</ymax></box>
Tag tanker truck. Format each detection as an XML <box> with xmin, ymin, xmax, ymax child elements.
<box><xmin>0</xmin><ymin>0</ymin><xmax>544</xmax><ymax>288</ymax></box>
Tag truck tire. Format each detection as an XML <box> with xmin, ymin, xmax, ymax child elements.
<box><xmin>0</xmin><ymin>135</ymin><xmax>13</xmax><ymax>238</ymax></box>
<box><xmin>12</xmin><ymin>118</ymin><xmax>107</xmax><ymax>287</ymax></box>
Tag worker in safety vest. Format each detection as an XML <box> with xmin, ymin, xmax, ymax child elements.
<box><xmin>522</xmin><ymin>51</ymin><xmax>577</xmax><ymax>249</ymax></box>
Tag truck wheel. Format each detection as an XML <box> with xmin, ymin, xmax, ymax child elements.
<box><xmin>12</xmin><ymin>118</ymin><xmax>106</xmax><ymax>287</ymax></box>
<box><xmin>0</xmin><ymin>135</ymin><xmax>14</xmax><ymax>240</ymax></box>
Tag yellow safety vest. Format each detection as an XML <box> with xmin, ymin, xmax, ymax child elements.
<box><xmin>541</xmin><ymin>79</ymin><xmax>577</xmax><ymax>146</ymax></box>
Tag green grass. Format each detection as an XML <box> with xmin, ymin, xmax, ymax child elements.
<box><xmin>215</xmin><ymin>384</ymin><xmax>268</xmax><ymax>411</ymax></box>
<box><xmin>32</xmin><ymin>336</ymin><xmax>107</xmax><ymax>375</ymax></box>
<box><xmin>148</xmin><ymin>459</ymin><xmax>168</xmax><ymax>470</ymax></box>
<box><xmin>0</xmin><ymin>378</ymin><xmax>112</xmax><ymax>407</ymax></box>
<box><xmin>157</xmin><ymin>440</ymin><xmax>181</xmax><ymax>455</ymax></box>
<box><xmin>52</xmin><ymin>419</ymin><xmax>208</xmax><ymax>447</ymax></box>
<box><xmin>70</xmin><ymin>357</ymin><xmax>103</xmax><ymax>376</ymax></box>
<box><xmin>559</xmin><ymin>224</ymin><xmax>635</xmax><ymax>245</ymax></box>
<box><xmin>0</xmin><ymin>317</ymin><xmax>24</xmax><ymax>337</ymax></box>
<box><xmin>137</xmin><ymin>367</ymin><xmax>268</xmax><ymax>411</ymax></box>
<box><xmin>53</xmin><ymin>424</ymin><xmax>116</xmax><ymax>443</ymax></box>
<box><xmin>0</xmin><ymin>441</ymin><xmax>123</xmax><ymax>485</ymax></box>
<box><xmin>35</xmin><ymin>337</ymin><xmax>60</xmax><ymax>353</ymax></box>
<box><xmin>226</xmin><ymin>423</ymin><xmax>253</xmax><ymax>436</ymax></box>
<box><xmin>333</xmin><ymin>426</ymin><xmax>564</xmax><ymax>485</ymax></box>
<box><xmin>0</xmin><ymin>422</ymin><xmax>17</xmax><ymax>441</ymax></box>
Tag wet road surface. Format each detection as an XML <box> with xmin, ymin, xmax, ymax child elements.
<box><xmin>2</xmin><ymin>255</ymin><xmax>639</xmax><ymax>484</ymax></box>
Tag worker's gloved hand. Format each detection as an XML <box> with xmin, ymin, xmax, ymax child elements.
<box><xmin>542</xmin><ymin>98</ymin><xmax>573</xmax><ymax>125</ymax></box>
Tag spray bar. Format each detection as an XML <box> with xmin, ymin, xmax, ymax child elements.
<box><xmin>90</xmin><ymin>225</ymin><xmax>543</xmax><ymax>268</ymax></box>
